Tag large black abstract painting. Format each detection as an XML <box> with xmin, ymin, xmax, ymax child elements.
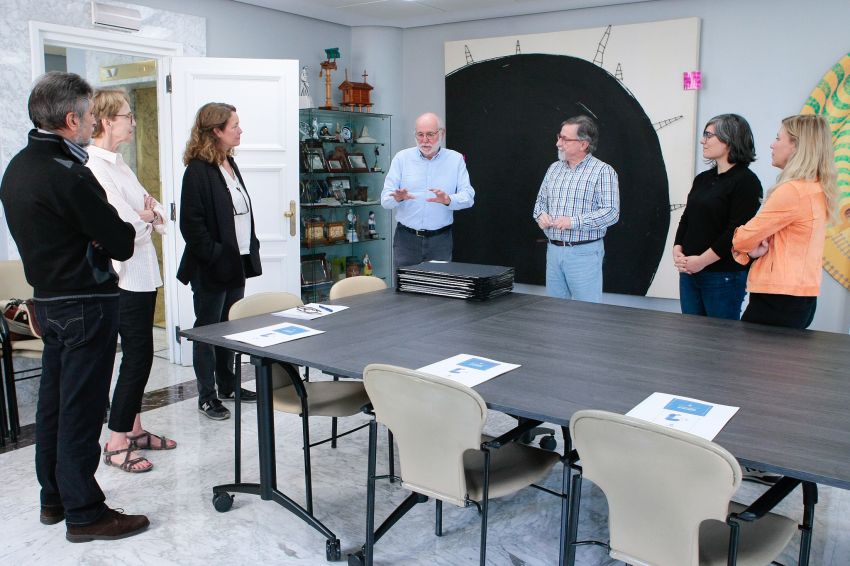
<box><xmin>444</xmin><ymin>19</ymin><xmax>700</xmax><ymax>297</ymax></box>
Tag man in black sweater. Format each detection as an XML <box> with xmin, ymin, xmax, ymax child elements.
<box><xmin>0</xmin><ymin>72</ymin><xmax>148</xmax><ymax>542</ymax></box>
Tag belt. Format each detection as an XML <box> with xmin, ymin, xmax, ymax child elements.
<box><xmin>549</xmin><ymin>238</ymin><xmax>600</xmax><ymax>247</ymax></box>
<box><xmin>398</xmin><ymin>224</ymin><xmax>452</xmax><ymax>237</ymax></box>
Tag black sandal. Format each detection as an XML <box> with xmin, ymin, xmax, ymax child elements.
<box><xmin>103</xmin><ymin>443</ymin><xmax>153</xmax><ymax>473</ymax></box>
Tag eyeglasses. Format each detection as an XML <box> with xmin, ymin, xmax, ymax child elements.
<box><xmin>415</xmin><ymin>130</ymin><xmax>442</xmax><ymax>141</ymax></box>
<box><xmin>296</xmin><ymin>305</ymin><xmax>324</xmax><ymax>314</ymax></box>
<box><xmin>702</xmin><ymin>131</ymin><xmax>718</xmax><ymax>140</ymax></box>
<box><xmin>115</xmin><ymin>112</ymin><xmax>135</xmax><ymax>121</ymax></box>
<box><xmin>557</xmin><ymin>135</ymin><xmax>582</xmax><ymax>143</ymax></box>
<box><xmin>230</xmin><ymin>185</ymin><xmax>250</xmax><ymax>216</ymax></box>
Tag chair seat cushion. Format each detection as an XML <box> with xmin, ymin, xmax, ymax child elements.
<box><xmin>462</xmin><ymin>435</ymin><xmax>560</xmax><ymax>502</ymax></box>
<box><xmin>272</xmin><ymin>380</ymin><xmax>370</xmax><ymax>417</ymax></box>
<box><xmin>698</xmin><ymin>501</ymin><xmax>798</xmax><ymax>566</ymax></box>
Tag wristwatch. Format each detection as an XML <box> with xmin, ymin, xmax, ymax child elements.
<box><xmin>341</xmin><ymin>126</ymin><xmax>352</xmax><ymax>143</ymax></box>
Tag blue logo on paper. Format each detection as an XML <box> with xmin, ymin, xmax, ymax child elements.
<box><xmin>274</xmin><ymin>326</ymin><xmax>307</xmax><ymax>336</ymax></box>
<box><xmin>665</xmin><ymin>413</ymin><xmax>681</xmax><ymax>421</ymax></box>
<box><xmin>664</xmin><ymin>398</ymin><xmax>711</xmax><ymax>416</ymax></box>
<box><xmin>458</xmin><ymin>358</ymin><xmax>498</xmax><ymax>371</ymax></box>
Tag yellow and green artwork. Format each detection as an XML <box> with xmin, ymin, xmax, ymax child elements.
<box><xmin>802</xmin><ymin>52</ymin><xmax>850</xmax><ymax>290</ymax></box>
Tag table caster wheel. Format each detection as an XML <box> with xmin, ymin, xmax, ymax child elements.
<box><xmin>347</xmin><ymin>550</ymin><xmax>365</xmax><ymax>566</ymax></box>
<box><xmin>540</xmin><ymin>434</ymin><xmax>557</xmax><ymax>451</ymax></box>
<box><xmin>520</xmin><ymin>431</ymin><xmax>534</xmax><ymax>444</ymax></box>
<box><xmin>326</xmin><ymin>538</ymin><xmax>341</xmax><ymax>561</ymax></box>
<box><xmin>212</xmin><ymin>492</ymin><xmax>234</xmax><ymax>512</ymax></box>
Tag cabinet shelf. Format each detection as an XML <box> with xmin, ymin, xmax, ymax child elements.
<box><xmin>302</xmin><ymin>200</ymin><xmax>381</xmax><ymax>209</ymax></box>
<box><xmin>301</xmin><ymin>237</ymin><xmax>387</xmax><ymax>249</ymax></box>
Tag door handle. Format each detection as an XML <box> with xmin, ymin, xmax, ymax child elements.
<box><xmin>284</xmin><ymin>199</ymin><xmax>296</xmax><ymax>236</ymax></box>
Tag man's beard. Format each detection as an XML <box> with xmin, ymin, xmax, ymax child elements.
<box><xmin>558</xmin><ymin>149</ymin><xmax>565</xmax><ymax>162</ymax></box>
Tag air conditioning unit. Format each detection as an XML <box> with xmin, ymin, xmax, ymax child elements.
<box><xmin>91</xmin><ymin>1</ymin><xmax>142</xmax><ymax>33</ymax></box>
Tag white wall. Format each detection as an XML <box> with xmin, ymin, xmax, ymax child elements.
<box><xmin>398</xmin><ymin>0</ymin><xmax>850</xmax><ymax>333</ymax></box>
<box><xmin>133</xmin><ymin>0</ymin><xmax>352</xmax><ymax>75</ymax></box>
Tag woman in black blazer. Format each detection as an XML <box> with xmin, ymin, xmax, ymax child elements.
<box><xmin>177</xmin><ymin>102</ymin><xmax>261</xmax><ymax>420</ymax></box>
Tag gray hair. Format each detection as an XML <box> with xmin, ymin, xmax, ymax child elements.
<box><xmin>28</xmin><ymin>71</ymin><xmax>93</xmax><ymax>130</ymax></box>
<box><xmin>561</xmin><ymin>115</ymin><xmax>599</xmax><ymax>154</ymax></box>
<box><xmin>704</xmin><ymin>113</ymin><xmax>756</xmax><ymax>165</ymax></box>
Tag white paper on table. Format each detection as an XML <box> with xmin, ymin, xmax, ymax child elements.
<box><xmin>272</xmin><ymin>303</ymin><xmax>349</xmax><ymax>320</ymax></box>
<box><xmin>626</xmin><ymin>392</ymin><xmax>739</xmax><ymax>440</ymax></box>
<box><xmin>417</xmin><ymin>354</ymin><xmax>520</xmax><ymax>388</ymax></box>
<box><xmin>224</xmin><ymin>322</ymin><xmax>324</xmax><ymax>347</ymax></box>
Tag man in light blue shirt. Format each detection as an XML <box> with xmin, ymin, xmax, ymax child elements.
<box><xmin>381</xmin><ymin>112</ymin><xmax>475</xmax><ymax>272</ymax></box>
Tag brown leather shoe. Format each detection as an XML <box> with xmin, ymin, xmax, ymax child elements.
<box><xmin>65</xmin><ymin>508</ymin><xmax>149</xmax><ymax>543</ymax></box>
<box><xmin>40</xmin><ymin>504</ymin><xmax>65</xmax><ymax>525</ymax></box>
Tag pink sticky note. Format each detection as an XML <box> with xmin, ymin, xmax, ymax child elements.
<box><xmin>683</xmin><ymin>71</ymin><xmax>702</xmax><ymax>90</ymax></box>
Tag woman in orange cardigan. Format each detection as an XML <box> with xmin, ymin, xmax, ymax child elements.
<box><xmin>731</xmin><ymin>115</ymin><xmax>838</xmax><ymax>329</ymax></box>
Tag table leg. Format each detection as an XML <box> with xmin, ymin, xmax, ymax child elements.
<box><xmin>211</xmin><ymin>355</ymin><xmax>339</xmax><ymax>560</ymax></box>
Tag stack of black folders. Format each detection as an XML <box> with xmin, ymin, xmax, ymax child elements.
<box><xmin>395</xmin><ymin>261</ymin><xmax>514</xmax><ymax>300</ymax></box>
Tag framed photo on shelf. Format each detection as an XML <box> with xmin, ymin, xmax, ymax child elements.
<box><xmin>347</xmin><ymin>152</ymin><xmax>369</xmax><ymax>172</ymax></box>
<box><xmin>327</xmin><ymin>176</ymin><xmax>351</xmax><ymax>192</ymax></box>
<box><xmin>326</xmin><ymin>159</ymin><xmax>344</xmax><ymax>172</ymax></box>
<box><xmin>301</xmin><ymin>253</ymin><xmax>330</xmax><ymax>285</ymax></box>
<box><xmin>351</xmin><ymin>186</ymin><xmax>369</xmax><ymax>202</ymax></box>
<box><xmin>303</xmin><ymin>148</ymin><xmax>326</xmax><ymax>172</ymax></box>
<box><xmin>326</xmin><ymin>221</ymin><xmax>346</xmax><ymax>243</ymax></box>
<box><xmin>303</xmin><ymin>219</ymin><xmax>326</xmax><ymax>246</ymax></box>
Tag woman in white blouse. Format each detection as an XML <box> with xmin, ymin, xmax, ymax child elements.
<box><xmin>87</xmin><ymin>88</ymin><xmax>176</xmax><ymax>473</ymax></box>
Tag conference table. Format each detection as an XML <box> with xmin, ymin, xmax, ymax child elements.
<box><xmin>181</xmin><ymin>289</ymin><xmax>850</xmax><ymax>563</ymax></box>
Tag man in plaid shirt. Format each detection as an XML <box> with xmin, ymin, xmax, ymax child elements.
<box><xmin>532</xmin><ymin>115</ymin><xmax>620</xmax><ymax>303</ymax></box>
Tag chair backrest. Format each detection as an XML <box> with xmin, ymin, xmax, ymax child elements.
<box><xmin>0</xmin><ymin>260</ymin><xmax>34</xmax><ymax>299</ymax></box>
<box><xmin>229</xmin><ymin>292</ymin><xmax>303</xmax><ymax>389</ymax></box>
<box><xmin>329</xmin><ymin>276</ymin><xmax>387</xmax><ymax>300</ymax></box>
<box><xmin>228</xmin><ymin>291</ymin><xmax>303</xmax><ymax>320</ymax></box>
<box><xmin>569</xmin><ymin>410</ymin><xmax>742</xmax><ymax>566</ymax></box>
<box><xmin>364</xmin><ymin>363</ymin><xmax>488</xmax><ymax>506</ymax></box>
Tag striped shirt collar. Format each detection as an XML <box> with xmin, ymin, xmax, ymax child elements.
<box><xmin>36</xmin><ymin>128</ymin><xmax>89</xmax><ymax>164</ymax></box>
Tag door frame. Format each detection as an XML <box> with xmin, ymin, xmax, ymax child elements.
<box><xmin>29</xmin><ymin>21</ymin><xmax>184</xmax><ymax>362</ymax></box>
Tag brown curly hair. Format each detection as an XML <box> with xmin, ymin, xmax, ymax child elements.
<box><xmin>182</xmin><ymin>102</ymin><xmax>236</xmax><ymax>165</ymax></box>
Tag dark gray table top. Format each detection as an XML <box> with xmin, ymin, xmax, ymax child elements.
<box><xmin>182</xmin><ymin>289</ymin><xmax>850</xmax><ymax>489</ymax></box>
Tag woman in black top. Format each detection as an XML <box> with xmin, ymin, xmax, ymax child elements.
<box><xmin>177</xmin><ymin>102</ymin><xmax>262</xmax><ymax>420</ymax></box>
<box><xmin>673</xmin><ymin>114</ymin><xmax>762</xmax><ymax>320</ymax></box>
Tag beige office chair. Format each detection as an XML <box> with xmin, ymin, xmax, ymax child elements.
<box><xmin>350</xmin><ymin>364</ymin><xmax>560</xmax><ymax>566</ymax></box>
<box><xmin>0</xmin><ymin>260</ymin><xmax>43</xmax><ymax>444</ymax></box>
<box><xmin>228</xmin><ymin>291</ymin><xmax>370</xmax><ymax>514</ymax></box>
<box><xmin>328</xmin><ymin>276</ymin><xmax>387</xmax><ymax>300</ymax></box>
<box><xmin>568</xmin><ymin>410</ymin><xmax>804</xmax><ymax>566</ymax></box>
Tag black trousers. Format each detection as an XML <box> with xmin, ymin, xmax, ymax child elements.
<box><xmin>742</xmin><ymin>293</ymin><xmax>817</xmax><ymax>330</ymax></box>
<box><xmin>392</xmin><ymin>225</ymin><xmax>453</xmax><ymax>274</ymax></box>
<box><xmin>33</xmin><ymin>296</ymin><xmax>119</xmax><ymax>525</ymax></box>
<box><xmin>108</xmin><ymin>289</ymin><xmax>157</xmax><ymax>432</ymax></box>
<box><xmin>190</xmin><ymin>278</ymin><xmax>244</xmax><ymax>405</ymax></box>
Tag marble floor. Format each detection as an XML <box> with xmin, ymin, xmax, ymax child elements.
<box><xmin>1</xmin><ymin>331</ymin><xmax>849</xmax><ymax>565</ymax></box>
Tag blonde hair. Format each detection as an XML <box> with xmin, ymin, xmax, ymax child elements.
<box><xmin>91</xmin><ymin>88</ymin><xmax>130</xmax><ymax>138</ymax></box>
<box><xmin>182</xmin><ymin>102</ymin><xmax>236</xmax><ymax>165</ymax></box>
<box><xmin>771</xmin><ymin>114</ymin><xmax>839</xmax><ymax>222</ymax></box>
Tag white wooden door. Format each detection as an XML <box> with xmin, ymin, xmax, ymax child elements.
<box><xmin>166</xmin><ymin>57</ymin><xmax>300</xmax><ymax>364</ymax></box>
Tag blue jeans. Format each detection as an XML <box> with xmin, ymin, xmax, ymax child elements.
<box><xmin>33</xmin><ymin>296</ymin><xmax>119</xmax><ymax>525</ymax></box>
<box><xmin>546</xmin><ymin>239</ymin><xmax>604</xmax><ymax>303</ymax></box>
<box><xmin>679</xmin><ymin>271</ymin><xmax>747</xmax><ymax>320</ymax></box>
<box><xmin>190</xmin><ymin>278</ymin><xmax>244</xmax><ymax>405</ymax></box>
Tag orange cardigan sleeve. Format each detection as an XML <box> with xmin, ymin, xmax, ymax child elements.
<box><xmin>731</xmin><ymin>182</ymin><xmax>800</xmax><ymax>265</ymax></box>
